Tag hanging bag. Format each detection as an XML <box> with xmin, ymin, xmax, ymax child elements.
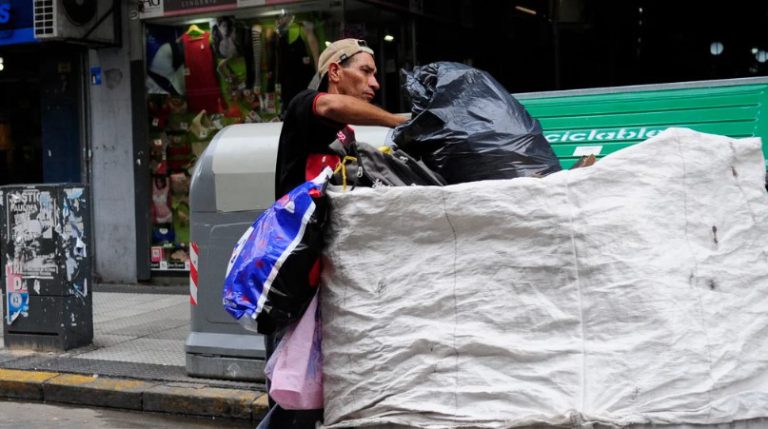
<box><xmin>222</xmin><ymin>168</ymin><xmax>331</xmax><ymax>334</ymax></box>
<box><xmin>264</xmin><ymin>291</ymin><xmax>323</xmax><ymax>410</ymax></box>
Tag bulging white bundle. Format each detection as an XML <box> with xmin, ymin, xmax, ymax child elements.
<box><xmin>321</xmin><ymin>128</ymin><xmax>768</xmax><ymax>429</ymax></box>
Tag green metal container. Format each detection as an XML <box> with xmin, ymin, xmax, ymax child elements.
<box><xmin>516</xmin><ymin>78</ymin><xmax>768</xmax><ymax>169</ymax></box>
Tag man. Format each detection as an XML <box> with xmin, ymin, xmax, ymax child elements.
<box><xmin>274</xmin><ymin>38</ymin><xmax>407</xmax><ymax>199</ymax></box>
<box><xmin>261</xmin><ymin>39</ymin><xmax>407</xmax><ymax>429</ymax></box>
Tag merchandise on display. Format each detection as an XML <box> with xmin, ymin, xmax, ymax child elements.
<box><xmin>145</xmin><ymin>13</ymin><xmax>330</xmax><ymax>271</ymax></box>
<box><xmin>182</xmin><ymin>28</ymin><xmax>221</xmax><ymax>113</ymax></box>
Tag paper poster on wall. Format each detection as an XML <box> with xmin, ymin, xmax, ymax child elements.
<box><xmin>5</xmin><ymin>263</ymin><xmax>28</xmax><ymax>325</ymax></box>
<box><xmin>63</xmin><ymin>188</ymin><xmax>89</xmax><ymax>298</ymax></box>
<box><xmin>5</xmin><ymin>189</ymin><xmax>58</xmax><ymax>280</ymax></box>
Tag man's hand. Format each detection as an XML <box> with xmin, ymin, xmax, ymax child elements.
<box><xmin>314</xmin><ymin>93</ymin><xmax>408</xmax><ymax>128</ymax></box>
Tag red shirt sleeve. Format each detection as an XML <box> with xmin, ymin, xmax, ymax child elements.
<box><xmin>312</xmin><ymin>92</ymin><xmax>326</xmax><ymax>117</ymax></box>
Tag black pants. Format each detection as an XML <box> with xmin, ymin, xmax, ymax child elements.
<box><xmin>256</xmin><ymin>404</ymin><xmax>324</xmax><ymax>429</ymax></box>
<box><xmin>257</xmin><ymin>330</ymin><xmax>323</xmax><ymax>429</ymax></box>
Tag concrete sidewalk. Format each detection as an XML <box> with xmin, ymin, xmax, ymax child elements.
<box><xmin>0</xmin><ymin>285</ymin><xmax>267</xmax><ymax>424</ymax></box>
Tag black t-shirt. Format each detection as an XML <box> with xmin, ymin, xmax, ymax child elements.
<box><xmin>274</xmin><ymin>89</ymin><xmax>345</xmax><ymax>199</ymax></box>
<box><xmin>278</xmin><ymin>35</ymin><xmax>316</xmax><ymax>116</ymax></box>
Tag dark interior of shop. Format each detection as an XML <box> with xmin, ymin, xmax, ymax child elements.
<box><xmin>143</xmin><ymin>7</ymin><xmax>347</xmax><ymax>271</ymax></box>
<box><xmin>0</xmin><ymin>42</ymin><xmax>83</xmax><ymax>187</ymax></box>
<box><xmin>417</xmin><ymin>0</ymin><xmax>768</xmax><ymax>93</ymax></box>
<box><xmin>0</xmin><ymin>47</ymin><xmax>42</xmax><ymax>185</ymax></box>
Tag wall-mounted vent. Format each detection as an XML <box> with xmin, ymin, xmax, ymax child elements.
<box><xmin>33</xmin><ymin>0</ymin><xmax>118</xmax><ymax>47</ymax></box>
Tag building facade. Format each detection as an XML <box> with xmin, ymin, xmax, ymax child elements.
<box><xmin>3</xmin><ymin>0</ymin><xmax>767</xmax><ymax>284</ymax></box>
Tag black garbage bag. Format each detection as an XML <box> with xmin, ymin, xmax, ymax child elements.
<box><xmin>393</xmin><ymin>62</ymin><xmax>561</xmax><ymax>184</ymax></box>
<box><xmin>329</xmin><ymin>139</ymin><xmax>446</xmax><ymax>188</ymax></box>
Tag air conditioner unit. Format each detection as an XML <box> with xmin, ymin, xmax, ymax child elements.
<box><xmin>33</xmin><ymin>0</ymin><xmax>119</xmax><ymax>47</ymax></box>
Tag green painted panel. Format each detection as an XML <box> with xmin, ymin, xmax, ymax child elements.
<box><xmin>539</xmin><ymin>106</ymin><xmax>758</xmax><ymax>129</ymax></box>
<box><xmin>559</xmin><ymin>159</ymin><xmax>581</xmax><ymax>169</ymax></box>
<box><xmin>522</xmin><ymin>84</ymin><xmax>768</xmax><ymax>106</ymax></box>
<box><xmin>516</xmin><ymin>81</ymin><xmax>768</xmax><ymax>169</ymax></box>
<box><xmin>527</xmin><ymin>93</ymin><xmax>763</xmax><ymax>118</ymax></box>
<box><xmin>550</xmin><ymin>142</ymin><xmax>635</xmax><ymax>158</ymax></box>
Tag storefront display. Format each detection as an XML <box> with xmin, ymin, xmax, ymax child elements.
<box><xmin>145</xmin><ymin>12</ymin><xmax>331</xmax><ymax>272</ymax></box>
<box><xmin>139</xmin><ymin>1</ymin><xmax>416</xmax><ymax>276</ymax></box>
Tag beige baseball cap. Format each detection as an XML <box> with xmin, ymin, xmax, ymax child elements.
<box><xmin>308</xmin><ymin>39</ymin><xmax>375</xmax><ymax>90</ymax></box>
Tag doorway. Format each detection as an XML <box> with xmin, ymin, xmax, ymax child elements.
<box><xmin>0</xmin><ymin>48</ymin><xmax>42</xmax><ymax>185</ymax></box>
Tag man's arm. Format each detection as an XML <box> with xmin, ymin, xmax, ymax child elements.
<box><xmin>314</xmin><ymin>93</ymin><xmax>407</xmax><ymax>128</ymax></box>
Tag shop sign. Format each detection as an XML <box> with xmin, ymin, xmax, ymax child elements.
<box><xmin>138</xmin><ymin>0</ymin><xmax>164</xmax><ymax>19</ymax></box>
<box><xmin>164</xmin><ymin>0</ymin><xmax>238</xmax><ymax>15</ymax></box>
<box><xmin>0</xmin><ymin>0</ymin><xmax>36</xmax><ymax>46</ymax></box>
<box><xmin>0</xmin><ymin>3</ymin><xmax>9</xmax><ymax>24</ymax></box>
<box><xmin>139</xmin><ymin>0</ymin><xmax>307</xmax><ymax>19</ymax></box>
<box><xmin>139</xmin><ymin>0</ymin><xmax>240</xmax><ymax>18</ymax></box>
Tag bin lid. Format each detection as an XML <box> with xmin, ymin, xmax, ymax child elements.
<box><xmin>191</xmin><ymin>123</ymin><xmax>393</xmax><ymax>213</ymax></box>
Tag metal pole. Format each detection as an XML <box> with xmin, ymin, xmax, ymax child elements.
<box><xmin>411</xmin><ymin>16</ymin><xmax>417</xmax><ymax>66</ymax></box>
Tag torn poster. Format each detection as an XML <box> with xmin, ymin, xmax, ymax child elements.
<box><xmin>5</xmin><ymin>189</ymin><xmax>58</xmax><ymax>280</ymax></box>
<box><xmin>5</xmin><ymin>262</ymin><xmax>28</xmax><ymax>325</ymax></box>
<box><xmin>62</xmin><ymin>187</ymin><xmax>88</xmax><ymax>297</ymax></box>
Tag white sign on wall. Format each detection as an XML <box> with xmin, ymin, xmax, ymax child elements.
<box><xmin>138</xmin><ymin>0</ymin><xmax>281</xmax><ymax>19</ymax></box>
<box><xmin>138</xmin><ymin>0</ymin><xmax>164</xmax><ymax>19</ymax></box>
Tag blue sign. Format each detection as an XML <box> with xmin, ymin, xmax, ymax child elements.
<box><xmin>0</xmin><ymin>3</ymin><xmax>10</xmax><ymax>24</ymax></box>
<box><xmin>0</xmin><ymin>0</ymin><xmax>37</xmax><ymax>46</ymax></box>
<box><xmin>6</xmin><ymin>291</ymin><xmax>29</xmax><ymax>324</ymax></box>
<box><xmin>90</xmin><ymin>67</ymin><xmax>102</xmax><ymax>85</ymax></box>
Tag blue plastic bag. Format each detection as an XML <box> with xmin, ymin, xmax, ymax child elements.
<box><xmin>222</xmin><ymin>168</ymin><xmax>332</xmax><ymax>335</ymax></box>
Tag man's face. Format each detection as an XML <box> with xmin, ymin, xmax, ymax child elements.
<box><xmin>333</xmin><ymin>53</ymin><xmax>380</xmax><ymax>102</ymax></box>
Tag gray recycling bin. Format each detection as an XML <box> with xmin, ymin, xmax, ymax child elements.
<box><xmin>186</xmin><ymin>123</ymin><xmax>279</xmax><ymax>381</ymax></box>
<box><xmin>186</xmin><ymin>122</ymin><xmax>392</xmax><ymax>381</ymax></box>
<box><xmin>0</xmin><ymin>184</ymin><xmax>92</xmax><ymax>351</ymax></box>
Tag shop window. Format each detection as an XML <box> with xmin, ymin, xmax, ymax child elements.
<box><xmin>145</xmin><ymin>13</ymin><xmax>332</xmax><ymax>272</ymax></box>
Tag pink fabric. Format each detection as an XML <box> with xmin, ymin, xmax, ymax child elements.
<box><xmin>265</xmin><ymin>292</ymin><xmax>323</xmax><ymax>410</ymax></box>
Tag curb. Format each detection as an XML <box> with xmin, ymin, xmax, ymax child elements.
<box><xmin>0</xmin><ymin>369</ymin><xmax>268</xmax><ymax>423</ymax></box>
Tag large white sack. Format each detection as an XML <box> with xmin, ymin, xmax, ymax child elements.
<box><xmin>320</xmin><ymin>128</ymin><xmax>768</xmax><ymax>429</ymax></box>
